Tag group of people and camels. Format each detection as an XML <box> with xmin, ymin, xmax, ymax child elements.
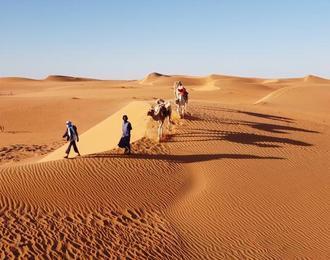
<box><xmin>63</xmin><ymin>81</ymin><xmax>189</xmax><ymax>158</ymax></box>
<box><xmin>147</xmin><ymin>81</ymin><xmax>189</xmax><ymax>141</ymax></box>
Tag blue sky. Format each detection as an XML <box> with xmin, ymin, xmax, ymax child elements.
<box><xmin>1</xmin><ymin>0</ymin><xmax>329</xmax><ymax>79</ymax></box>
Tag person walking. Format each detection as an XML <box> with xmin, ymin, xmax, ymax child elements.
<box><xmin>63</xmin><ymin>120</ymin><xmax>80</xmax><ymax>158</ymax></box>
<box><xmin>118</xmin><ymin>115</ymin><xmax>132</xmax><ymax>154</ymax></box>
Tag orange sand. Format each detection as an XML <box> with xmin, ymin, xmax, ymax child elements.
<box><xmin>0</xmin><ymin>73</ymin><xmax>329</xmax><ymax>258</ymax></box>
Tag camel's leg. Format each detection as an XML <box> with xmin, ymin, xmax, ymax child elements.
<box><xmin>180</xmin><ymin>105</ymin><xmax>184</xmax><ymax>118</ymax></box>
<box><xmin>167</xmin><ymin>115</ymin><xmax>172</xmax><ymax>131</ymax></box>
<box><xmin>180</xmin><ymin>105</ymin><xmax>183</xmax><ymax>119</ymax></box>
<box><xmin>158</xmin><ymin>121</ymin><xmax>163</xmax><ymax>142</ymax></box>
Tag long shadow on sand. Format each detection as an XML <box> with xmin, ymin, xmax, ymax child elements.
<box><xmin>200</xmin><ymin>118</ymin><xmax>319</xmax><ymax>134</ymax></box>
<box><xmin>171</xmin><ymin>129</ymin><xmax>313</xmax><ymax>148</ymax></box>
<box><xmin>199</xmin><ymin>106</ymin><xmax>294</xmax><ymax>123</ymax></box>
<box><xmin>240</xmin><ymin>121</ymin><xmax>319</xmax><ymax>134</ymax></box>
<box><xmin>86</xmin><ymin>153</ymin><xmax>284</xmax><ymax>163</ymax></box>
<box><xmin>179</xmin><ymin>107</ymin><xmax>318</xmax><ymax>147</ymax></box>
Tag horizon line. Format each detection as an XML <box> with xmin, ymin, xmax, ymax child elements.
<box><xmin>0</xmin><ymin>72</ymin><xmax>329</xmax><ymax>81</ymax></box>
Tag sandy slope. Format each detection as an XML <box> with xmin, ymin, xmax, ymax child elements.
<box><xmin>255</xmin><ymin>85</ymin><xmax>330</xmax><ymax>114</ymax></box>
<box><xmin>41</xmin><ymin>101</ymin><xmax>151</xmax><ymax>162</ymax></box>
<box><xmin>165</xmin><ymin>103</ymin><xmax>329</xmax><ymax>259</ymax></box>
<box><xmin>0</xmin><ymin>139</ymin><xmax>187</xmax><ymax>258</ymax></box>
<box><xmin>0</xmin><ymin>73</ymin><xmax>330</xmax><ymax>258</ymax></box>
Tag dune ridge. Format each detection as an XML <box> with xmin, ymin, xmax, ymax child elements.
<box><xmin>44</xmin><ymin>75</ymin><xmax>99</xmax><ymax>81</ymax></box>
<box><xmin>0</xmin><ymin>77</ymin><xmax>38</xmax><ymax>82</ymax></box>
<box><xmin>40</xmin><ymin>101</ymin><xmax>151</xmax><ymax>162</ymax></box>
<box><xmin>1</xmin><ymin>73</ymin><xmax>328</xmax><ymax>85</ymax></box>
<box><xmin>303</xmin><ymin>74</ymin><xmax>329</xmax><ymax>83</ymax></box>
<box><xmin>255</xmin><ymin>84</ymin><xmax>330</xmax><ymax>120</ymax></box>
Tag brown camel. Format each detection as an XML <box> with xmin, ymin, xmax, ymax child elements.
<box><xmin>147</xmin><ymin>99</ymin><xmax>172</xmax><ymax>141</ymax></box>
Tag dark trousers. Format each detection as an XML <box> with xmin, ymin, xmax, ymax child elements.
<box><xmin>66</xmin><ymin>140</ymin><xmax>79</xmax><ymax>154</ymax></box>
<box><xmin>124</xmin><ymin>136</ymin><xmax>131</xmax><ymax>151</ymax></box>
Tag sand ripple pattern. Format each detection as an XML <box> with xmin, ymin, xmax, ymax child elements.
<box><xmin>165</xmin><ymin>103</ymin><xmax>330</xmax><ymax>259</ymax></box>
<box><xmin>0</xmin><ymin>206</ymin><xmax>184</xmax><ymax>259</ymax></box>
<box><xmin>0</xmin><ymin>139</ymin><xmax>187</xmax><ymax>258</ymax></box>
<box><xmin>0</xmin><ymin>102</ymin><xmax>329</xmax><ymax>259</ymax></box>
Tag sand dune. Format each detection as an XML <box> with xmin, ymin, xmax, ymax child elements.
<box><xmin>255</xmin><ymin>85</ymin><xmax>330</xmax><ymax>119</ymax></box>
<box><xmin>165</xmin><ymin>104</ymin><xmax>329</xmax><ymax>259</ymax></box>
<box><xmin>1</xmin><ymin>73</ymin><xmax>330</xmax><ymax>258</ymax></box>
<box><xmin>140</xmin><ymin>72</ymin><xmax>208</xmax><ymax>86</ymax></box>
<box><xmin>45</xmin><ymin>75</ymin><xmax>99</xmax><ymax>82</ymax></box>
<box><xmin>140</xmin><ymin>73</ymin><xmax>276</xmax><ymax>104</ymax></box>
<box><xmin>303</xmin><ymin>74</ymin><xmax>329</xmax><ymax>83</ymax></box>
<box><xmin>193</xmin><ymin>84</ymin><xmax>221</xmax><ymax>91</ymax></box>
<box><xmin>0</xmin><ymin>138</ymin><xmax>187</xmax><ymax>258</ymax></box>
<box><xmin>41</xmin><ymin>101</ymin><xmax>151</xmax><ymax>162</ymax></box>
<box><xmin>0</xmin><ymin>77</ymin><xmax>38</xmax><ymax>82</ymax></box>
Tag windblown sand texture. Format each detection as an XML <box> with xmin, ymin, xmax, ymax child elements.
<box><xmin>0</xmin><ymin>73</ymin><xmax>329</xmax><ymax>258</ymax></box>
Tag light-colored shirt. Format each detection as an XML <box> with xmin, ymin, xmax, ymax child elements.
<box><xmin>122</xmin><ymin>121</ymin><xmax>132</xmax><ymax>137</ymax></box>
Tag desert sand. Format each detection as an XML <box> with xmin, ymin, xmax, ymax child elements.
<box><xmin>0</xmin><ymin>73</ymin><xmax>329</xmax><ymax>258</ymax></box>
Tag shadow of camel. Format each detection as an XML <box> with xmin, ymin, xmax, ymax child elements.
<box><xmin>199</xmin><ymin>106</ymin><xmax>294</xmax><ymax>123</ymax></box>
<box><xmin>244</xmin><ymin>121</ymin><xmax>319</xmax><ymax>134</ymax></box>
<box><xmin>237</xmin><ymin>110</ymin><xmax>293</xmax><ymax>123</ymax></box>
<box><xmin>216</xmin><ymin>119</ymin><xmax>319</xmax><ymax>134</ymax></box>
<box><xmin>85</xmin><ymin>153</ymin><xmax>284</xmax><ymax>163</ymax></box>
<box><xmin>224</xmin><ymin>132</ymin><xmax>312</xmax><ymax>147</ymax></box>
<box><xmin>181</xmin><ymin>113</ymin><xmax>204</xmax><ymax>121</ymax></box>
<box><xmin>171</xmin><ymin>129</ymin><xmax>313</xmax><ymax>148</ymax></box>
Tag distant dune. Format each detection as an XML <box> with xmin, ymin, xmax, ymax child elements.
<box><xmin>140</xmin><ymin>72</ymin><xmax>264</xmax><ymax>87</ymax></box>
<box><xmin>255</xmin><ymin>84</ymin><xmax>330</xmax><ymax>117</ymax></box>
<box><xmin>0</xmin><ymin>77</ymin><xmax>38</xmax><ymax>82</ymax></box>
<box><xmin>0</xmin><ymin>75</ymin><xmax>98</xmax><ymax>82</ymax></box>
<box><xmin>45</xmin><ymin>75</ymin><xmax>99</xmax><ymax>82</ymax></box>
<box><xmin>2</xmin><ymin>73</ymin><xmax>328</xmax><ymax>85</ymax></box>
<box><xmin>303</xmin><ymin>74</ymin><xmax>330</xmax><ymax>83</ymax></box>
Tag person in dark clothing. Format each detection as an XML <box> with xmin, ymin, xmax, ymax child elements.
<box><xmin>63</xmin><ymin>120</ymin><xmax>80</xmax><ymax>158</ymax></box>
<box><xmin>118</xmin><ymin>115</ymin><xmax>132</xmax><ymax>154</ymax></box>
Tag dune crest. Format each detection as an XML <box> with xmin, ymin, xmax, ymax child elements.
<box><xmin>303</xmin><ymin>74</ymin><xmax>329</xmax><ymax>83</ymax></box>
<box><xmin>0</xmin><ymin>77</ymin><xmax>38</xmax><ymax>82</ymax></box>
<box><xmin>40</xmin><ymin>101</ymin><xmax>151</xmax><ymax>162</ymax></box>
<box><xmin>255</xmin><ymin>84</ymin><xmax>330</xmax><ymax>116</ymax></box>
<box><xmin>45</xmin><ymin>75</ymin><xmax>98</xmax><ymax>81</ymax></box>
<box><xmin>139</xmin><ymin>72</ymin><xmax>170</xmax><ymax>84</ymax></box>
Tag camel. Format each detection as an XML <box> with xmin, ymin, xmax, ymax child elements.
<box><xmin>174</xmin><ymin>81</ymin><xmax>188</xmax><ymax>118</ymax></box>
<box><xmin>176</xmin><ymin>94</ymin><xmax>188</xmax><ymax>118</ymax></box>
<box><xmin>147</xmin><ymin>99</ymin><xmax>172</xmax><ymax>141</ymax></box>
